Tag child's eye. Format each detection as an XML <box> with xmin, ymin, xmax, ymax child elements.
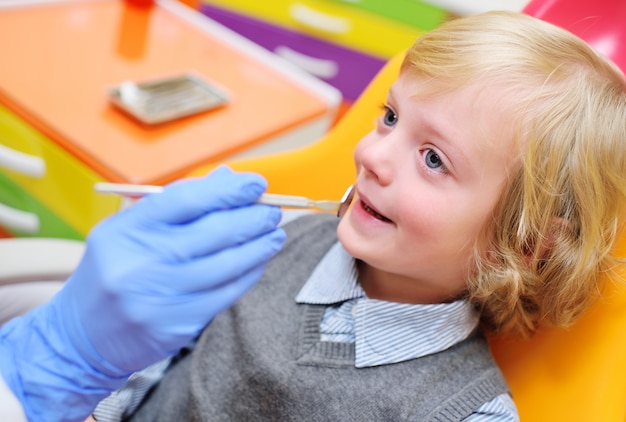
<box><xmin>380</xmin><ymin>105</ymin><xmax>398</xmax><ymax>127</ymax></box>
<box><xmin>423</xmin><ymin>149</ymin><xmax>448</xmax><ymax>172</ymax></box>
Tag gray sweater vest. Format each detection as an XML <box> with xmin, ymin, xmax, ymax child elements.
<box><xmin>130</xmin><ymin>214</ymin><xmax>509</xmax><ymax>421</ymax></box>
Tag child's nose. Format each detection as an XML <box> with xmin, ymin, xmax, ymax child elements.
<box><xmin>357</xmin><ymin>134</ymin><xmax>397</xmax><ymax>186</ymax></box>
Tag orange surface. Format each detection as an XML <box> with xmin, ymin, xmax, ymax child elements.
<box><xmin>0</xmin><ymin>225</ymin><xmax>13</xmax><ymax>239</ymax></box>
<box><xmin>0</xmin><ymin>0</ymin><xmax>330</xmax><ymax>184</ymax></box>
<box><xmin>489</xmin><ymin>232</ymin><xmax>626</xmax><ymax>421</ymax></box>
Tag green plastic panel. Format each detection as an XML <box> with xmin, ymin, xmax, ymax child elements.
<box><xmin>328</xmin><ymin>0</ymin><xmax>450</xmax><ymax>31</ymax></box>
<box><xmin>0</xmin><ymin>170</ymin><xmax>83</xmax><ymax>240</ymax></box>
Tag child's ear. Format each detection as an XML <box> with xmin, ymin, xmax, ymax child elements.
<box><xmin>524</xmin><ymin>217</ymin><xmax>570</xmax><ymax>265</ymax></box>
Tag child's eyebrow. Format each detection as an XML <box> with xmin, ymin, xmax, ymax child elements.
<box><xmin>433</xmin><ymin>115</ymin><xmax>474</xmax><ymax>170</ymax></box>
<box><xmin>387</xmin><ymin>86</ymin><xmax>399</xmax><ymax>105</ymax></box>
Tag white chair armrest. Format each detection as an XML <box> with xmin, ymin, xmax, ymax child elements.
<box><xmin>0</xmin><ymin>238</ymin><xmax>85</xmax><ymax>284</ymax></box>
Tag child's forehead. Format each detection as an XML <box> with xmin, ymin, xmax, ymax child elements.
<box><xmin>392</xmin><ymin>71</ymin><xmax>502</xmax><ymax>106</ymax></box>
<box><xmin>391</xmin><ymin>72</ymin><xmax>522</xmax><ymax>151</ymax></box>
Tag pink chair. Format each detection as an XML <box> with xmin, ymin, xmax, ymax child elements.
<box><xmin>524</xmin><ymin>0</ymin><xmax>626</xmax><ymax>72</ymax></box>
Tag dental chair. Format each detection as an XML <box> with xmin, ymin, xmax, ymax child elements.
<box><xmin>0</xmin><ymin>237</ymin><xmax>84</xmax><ymax>325</ymax></box>
<box><xmin>187</xmin><ymin>6</ymin><xmax>626</xmax><ymax>418</ymax></box>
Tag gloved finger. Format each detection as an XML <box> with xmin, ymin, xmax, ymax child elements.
<box><xmin>194</xmin><ymin>261</ymin><xmax>268</xmax><ymax>314</ymax></box>
<box><xmin>139</xmin><ymin>166</ymin><xmax>268</xmax><ymax>224</ymax></box>
<box><xmin>165</xmin><ymin>204</ymin><xmax>283</xmax><ymax>259</ymax></box>
<box><xmin>165</xmin><ymin>262</ymin><xmax>270</xmax><ymax>333</ymax></box>
<box><xmin>169</xmin><ymin>227</ymin><xmax>286</xmax><ymax>294</ymax></box>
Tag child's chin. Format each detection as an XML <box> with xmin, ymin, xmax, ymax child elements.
<box><xmin>336</xmin><ymin>218</ymin><xmax>358</xmax><ymax>252</ymax></box>
<box><xmin>336</xmin><ymin>220</ymin><xmax>370</xmax><ymax>261</ymax></box>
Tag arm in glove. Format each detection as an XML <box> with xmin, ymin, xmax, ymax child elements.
<box><xmin>0</xmin><ymin>166</ymin><xmax>286</xmax><ymax>421</ymax></box>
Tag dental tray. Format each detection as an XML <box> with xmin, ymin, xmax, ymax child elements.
<box><xmin>108</xmin><ymin>74</ymin><xmax>229</xmax><ymax>125</ymax></box>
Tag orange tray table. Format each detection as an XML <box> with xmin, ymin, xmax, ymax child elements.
<box><xmin>0</xmin><ymin>0</ymin><xmax>340</xmax><ymax>238</ymax></box>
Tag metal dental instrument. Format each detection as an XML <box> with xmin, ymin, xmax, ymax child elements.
<box><xmin>95</xmin><ymin>183</ymin><xmax>355</xmax><ymax>217</ymax></box>
<box><xmin>337</xmin><ymin>184</ymin><xmax>355</xmax><ymax>218</ymax></box>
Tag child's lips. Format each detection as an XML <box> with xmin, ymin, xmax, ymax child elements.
<box><xmin>360</xmin><ymin>198</ymin><xmax>393</xmax><ymax>223</ymax></box>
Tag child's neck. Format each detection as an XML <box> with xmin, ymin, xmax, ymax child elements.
<box><xmin>356</xmin><ymin>261</ymin><xmax>465</xmax><ymax>304</ymax></box>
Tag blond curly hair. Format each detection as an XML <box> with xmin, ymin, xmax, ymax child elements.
<box><xmin>402</xmin><ymin>11</ymin><xmax>626</xmax><ymax>335</ymax></box>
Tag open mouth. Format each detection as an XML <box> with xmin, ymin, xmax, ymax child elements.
<box><xmin>362</xmin><ymin>200</ymin><xmax>393</xmax><ymax>223</ymax></box>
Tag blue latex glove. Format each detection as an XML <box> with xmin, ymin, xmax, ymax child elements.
<box><xmin>0</xmin><ymin>166</ymin><xmax>286</xmax><ymax>421</ymax></box>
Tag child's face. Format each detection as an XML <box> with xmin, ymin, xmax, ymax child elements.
<box><xmin>337</xmin><ymin>72</ymin><xmax>518</xmax><ymax>303</ymax></box>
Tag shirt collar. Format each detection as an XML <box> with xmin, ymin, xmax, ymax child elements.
<box><xmin>295</xmin><ymin>242</ymin><xmax>363</xmax><ymax>304</ymax></box>
<box><xmin>295</xmin><ymin>242</ymin><xmax>480</xmax><ymax>368</ymax></box>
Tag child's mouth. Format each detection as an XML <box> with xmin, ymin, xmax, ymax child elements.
<box><xmin>362</xmin><ymin>201</ymin><xmax>393</xmax><ymax>223</ymax></box>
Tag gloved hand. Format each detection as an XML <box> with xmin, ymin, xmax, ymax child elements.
<box><xmin>0</xmin><ymin>166</ymin><xmax>286</xmax><ymax>421</ymax></box>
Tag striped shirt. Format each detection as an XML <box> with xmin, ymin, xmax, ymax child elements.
<box><xmin>295</xmin><ymin>241</ymin><xmax>519</xmax><ymax>421</ymax></box>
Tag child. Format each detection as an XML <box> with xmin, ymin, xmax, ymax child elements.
<box><xmin>97</xmin><ymin>10</ymin><xmax>626</xmax><ymax>421</ymax></box>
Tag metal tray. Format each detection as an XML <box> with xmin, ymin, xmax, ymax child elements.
<box><xmin>108</xmin><ymin>74</ymin><xmax>229</xmax><ymax>125</ymax></box>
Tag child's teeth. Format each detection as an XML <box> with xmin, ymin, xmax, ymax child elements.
<box><xmin>363</xmin><ymin>203</ymin><xmax>392</xmax><ymax>223</ymax></box>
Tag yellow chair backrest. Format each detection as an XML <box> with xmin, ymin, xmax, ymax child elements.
<box><xmin>189</xmin><ymin>53</ymin><xmax>626</xmax><ymax>421</ymax></box>
<box><xmin>489</xmin><ymin>247</ymin><xmax>626</xmax><ymax>421</ymax></box>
